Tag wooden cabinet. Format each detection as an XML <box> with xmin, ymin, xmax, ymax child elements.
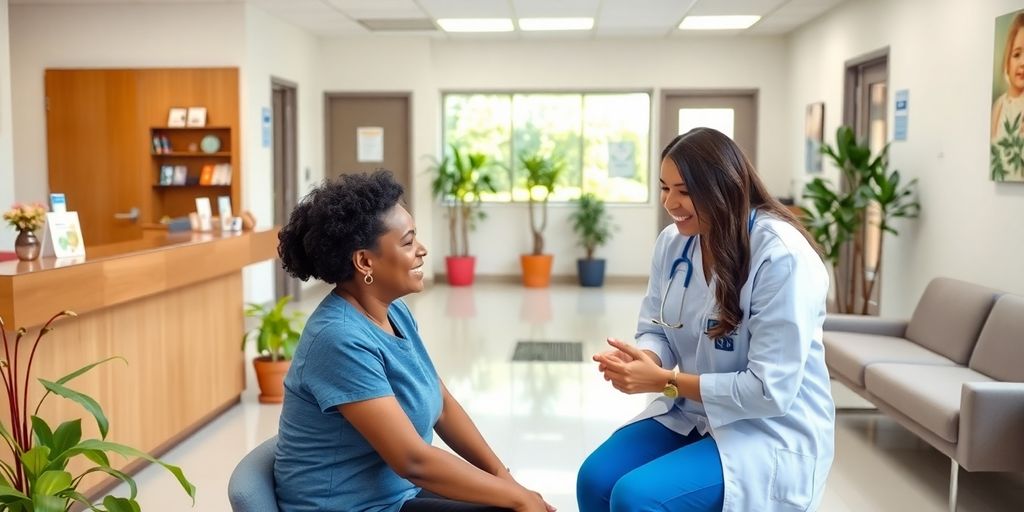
<box><xmin>45</xmin><ymin>68</ymin><xmax>241</xmax><ymax>245</ymax></box>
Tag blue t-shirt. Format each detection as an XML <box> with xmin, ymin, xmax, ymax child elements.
<box><xmin>274</xmin><ymin>293</ymin><xmax>443</xmax><ymax>512</ymax></box>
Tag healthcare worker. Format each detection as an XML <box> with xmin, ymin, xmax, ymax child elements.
<box><xmin>577</xmin><ymin>128</ymin><xmax>835</xmax><ymax>512</ymax></box>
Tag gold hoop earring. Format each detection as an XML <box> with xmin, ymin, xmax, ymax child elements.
<box><xmin>363</xmin><ymin>273</ymin><xmax>373</xmax><ymax>285</ymax></box>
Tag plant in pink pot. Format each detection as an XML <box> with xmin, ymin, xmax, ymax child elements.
<box><xmin>430</xmin><ymin>145</ymin><xmax>496</xmax><ymax>286</ymax></box>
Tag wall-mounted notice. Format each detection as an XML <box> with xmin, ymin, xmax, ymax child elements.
<box><xmin>357</xmin><ymin>126</ymin><xmax>384</xmax><ymax>163</ymax></box>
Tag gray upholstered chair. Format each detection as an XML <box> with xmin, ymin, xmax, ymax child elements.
<box><xmin>228</xmin><ymin>435</ymin><xmax>280</xmax><ymax>512</ymax></box>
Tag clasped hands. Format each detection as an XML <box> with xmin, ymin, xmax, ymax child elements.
<box><xmin>593</xmin><ymin>338</ymin><xmax>674</xmax><ymax>395</ymax></box>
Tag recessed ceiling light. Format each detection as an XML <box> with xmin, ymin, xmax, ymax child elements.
<box><xmin>436</xmin><ymin>18</ymin><xmax>514</xmax><ymax>33</ymax></box>
<box><xmin>518</xmin><ymin>17</ymin><xmax>594</xmax><ymax>31</ymax></box>
<box><xmin>678</xmin><ymin>15</ymin><xmax>761</xmax><ymax>31</ymax></box>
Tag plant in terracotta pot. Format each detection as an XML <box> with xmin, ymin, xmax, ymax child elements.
<box><xmin>519</xmin><ymin>151</ymin><xmax>564</xmax><ymax>288</ymax></box>
<box><xmin>243</xmin><ymin>296</ymin><xmax>304</xmax><ymax>404</ymax></box>
<box><xmin>429</xmin><ymin>144</ymin><xmax>496</xmax><ymax>286</ymax></box>
<box><xmin>569</xmin><ymin>193</ymin><xmax>615</xmax><ymax>287</ymax></box>
<box><xmin>3</xmin><ymin>203</ymin><xmax>47</xmax><ymax>262</ymax></box>
<box><xmin>0</xmin><ymin>311</ymin><xmax>196</xmax><ymax>510</ymax></box>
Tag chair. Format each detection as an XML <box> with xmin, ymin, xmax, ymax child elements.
<box><xmin>228</xmin><ymin>435</ymin><xmax>280</xmax><ymax>512</ymax></box>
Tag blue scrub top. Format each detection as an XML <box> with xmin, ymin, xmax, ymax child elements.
<box><xmin>274</xmin><ymin>293</ymin><xmax>442</xmax><ymax>512</ymax></box>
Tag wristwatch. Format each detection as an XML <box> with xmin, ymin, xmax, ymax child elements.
<box><xmin>662</xmin><ymin>369</ymin><xmax>679</xmax><ymax>398</ymax></box>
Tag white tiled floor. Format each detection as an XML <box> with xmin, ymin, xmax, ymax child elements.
<box><xmin>114</xmin><ymin>283</ymin><xmax>1024</xmax><ymax>511</ymax></box>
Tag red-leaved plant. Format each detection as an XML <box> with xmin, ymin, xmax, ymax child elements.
<box><xmin>0</xmin><ymin>312</ymin><xmax>196</xmax><ymax>511</ymax></box>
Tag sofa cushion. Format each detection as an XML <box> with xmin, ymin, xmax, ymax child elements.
<box><xmin>905</xmin><ymin>278</ymin><xmax>1000</xmax><ymax>364</ymax></box>
<box><xmin>969</xmin><ymin>294</ymin><xmax>1024</xmax><ymax>382</ymax></box>
<box><xmin>865</xmin><ymin>364</ymin><xmax>994</xmax><ymax>443</ymax></box>
<box><xmin>824</xmin><ymin>331</ymin><xmax>958</xmax><ymax>387</ymax></box>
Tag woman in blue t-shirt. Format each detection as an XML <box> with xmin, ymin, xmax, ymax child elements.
<box><xmin>273</xmin><ymin>171</ymin><xmax>553</xmax><ymax>512</ymax></box>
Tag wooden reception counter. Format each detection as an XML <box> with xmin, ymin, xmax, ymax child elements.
<box><xmin>0</xmin><ymin>229</ymin><xmax>278</xmax><ymax>498</ymax></box>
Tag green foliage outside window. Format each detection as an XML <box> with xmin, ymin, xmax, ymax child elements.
<box><xmin>442</xmin><ymin>92</ymin><xmax>651</xmax><ymax>203</ymax></box>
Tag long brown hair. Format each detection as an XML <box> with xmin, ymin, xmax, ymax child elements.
<box><xmin>661</xmin><ymin>128</ymin><xmax>815</xmax><ymax>338</ymax></box>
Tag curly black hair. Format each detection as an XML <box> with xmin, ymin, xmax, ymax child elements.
<box><xmin>278</xmin><ymin>170</ymin><xmax>405</xmax><ymax>284</ymax></box>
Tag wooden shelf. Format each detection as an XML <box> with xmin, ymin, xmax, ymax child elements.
<box><xmin>153</xmin><ymin>184</ymin><xmax>231</xmax><ymax>189</ymax></box>
<box><xmin>152</xmin><ymin>126</ymin><xmax>232</xmax><ymax>131</ymax></box>
<box><xmin>152</xmin><ymin>152</ymin><xmax>231</xmax><ymax>157</ymax></box>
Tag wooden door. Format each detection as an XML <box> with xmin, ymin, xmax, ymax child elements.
<box><xmin>46</xmin><ymin>70</ymin><xmax>145</xmax><ymax>245</ymax></box>
<box><xmin>325</xmin><ymin>94</ymin><xmax>412</xmax><ymax>208</ymax></box>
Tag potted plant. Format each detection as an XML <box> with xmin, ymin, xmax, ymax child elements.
<box><xmin>0</xmin><ymin>311</ymin><xmax>195</xmax><ymax>510</ymax></box>
<box><xmin>429</xmin><ymin>145</ymin><xmax>496</xmax><ymax>286</ymax></box>
<box><xmin>569</xmin><ymin>193</ymin><xmax>614</xmax><ymax>287</ymax></box>
<box><xmin>518</xmin><ymin>152</ymin><xmax>565</xmax><ymax>288</ymax></box>
<box><xmin>3</xmin><ymin>203</ymin><xmax>47</xmax><ymax>261</ymax></box>
<box><xmin>801</xmin><ymin>125</ymin><xmax>920</xmax><ymax>314</ymax></box>
<box><xmin>243</xmin><ymin>296</ymin><xmax>304</xmax><ymax>404</ymax></box>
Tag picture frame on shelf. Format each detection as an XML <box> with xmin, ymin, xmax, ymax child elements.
<box><xmin>172</xmin><ymin>165</ymin><xmax>187</xmax><ymax>186</ymax></box>
<box><xmin>160</xmin><ymin>165</ymin><xmax>174</xmax><ymax>186</ymax></box>
<box><xmin>186</xmin><ymin>107</ymin><xmax>207</xmax><ymax>127</ymax></box>
<box><xmin>167</xmin><ymin>107</ymin><xmax>187</xmax><ymax>128</ymax></box>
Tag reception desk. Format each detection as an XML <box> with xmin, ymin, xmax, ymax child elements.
<box><xmin>0</xmin><ymin>229</ymin><xmax>278</xmax><ymax>498</ymax></box>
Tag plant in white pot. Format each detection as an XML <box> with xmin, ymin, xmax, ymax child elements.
<box><xmin>429</xmin><ymin>145</ymin><xmax>496</xmax><ymax>286</ymax></box>
<box><xmin>569</xmin><ymin>193</ymin><xmax>615</xmax><ymax>287</ymax></box>
<box><xmin>519</xmin><ymin>151</ymin><xmax>564</xmax><ymax>288</ymax></box>
<box><xmin>243</xmin><ymin>296</ymin><xmax>304</xmax><ymax>403</ymax></box>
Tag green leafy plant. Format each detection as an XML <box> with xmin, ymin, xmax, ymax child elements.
<box><xmin>801</xmin><ymin>125</ymin><xmax>920</xmax><ymax>314</ymax></box>
<box><xmin>991</xmin><ymin>113</ymin><xmax>1024</xmax><ymax>181</ymax></box>
<box><xmin>569</xmin><ymin>193</ymin><xmax>615</xmax><ymax>260</ymax></box>
<box><xmin>519</xmin><ymin>152</ymin><xmax>565</xmax><ymax>255</ymax></box>
<box><xmin>0</xmin><ymin>312</ymin><xmax>195</xmax><ymax>511</ymax></box>
<box><xmin>243</xmin><ymin>296</ymin><xmax>304</xmax><ymax>362</ymax></box>
<box><xmin>429</xmin><ymin>145</ymin><xmax>497</xmax><ymax>257</ymax></box>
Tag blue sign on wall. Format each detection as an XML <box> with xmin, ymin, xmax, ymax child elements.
<box><xmin>261</xmin><ymin>107</ymin><xmax>272</xmax><ymax>148</ymax></box>
<box><xmin>894</xmin><ymin>90</ymin><xmax>909</xmax><ymax>141</ymax></box>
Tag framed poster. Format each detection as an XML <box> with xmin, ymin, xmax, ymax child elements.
<box><xmin>990</xmin><ymin>9</ymin><xmax>1024</xmax><ymax>181</ymax></box>
<box><xmin>805</xmin><ymin>102</ymin><xmax>824</xmax><ymax>174</ymax></box>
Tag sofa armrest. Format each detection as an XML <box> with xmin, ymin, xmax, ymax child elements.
<box><xmin>957</xmin><ymin>381</ymin><xmax>1024</xmax><ymax>472</ymax></box>
<box><xmin>823</xmin><ymin>314</ymin><xmax>908</xmax><ymax>337</ymax></box>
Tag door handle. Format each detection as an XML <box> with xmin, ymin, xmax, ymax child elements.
<box><xmin>113</xmin><ymin>207</ymin><xmax>140</xmax><ymax>222</ymax></box>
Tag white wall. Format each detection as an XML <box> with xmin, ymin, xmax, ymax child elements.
<box><xmin>242</xmin><ymin>3</ymin><xmax>321</xmax><ymax>302</ymax></box>
<box><xmin>317</xmin><ymin>36</ymin><xmax>791</xmax><ymax>278</ymax></box>
<box><xmin>0</xmin><ymin>0</ymin><xmax>14</xmax><ymax>251</ymax></box>
<box><xmin>787</xmin><ymin>0</ymin><xmax>1024</xmax><ymax>316</ymax></box>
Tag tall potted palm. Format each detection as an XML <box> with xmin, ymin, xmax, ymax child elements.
<box><xmin>243</xmin><ymin>296</ymin><xmax>304</xmax><ymax>403</ymax></box>
<box><xmin>430</xmin><ymin>145</ymin><xmax>496</xmax><ymax>286</ymax></box>
<box><xmin>801</xmin><ymin>125</ymin><xmax>920</xmax><ymax>314</ymax></box>
<box><xmin>569</xmin><ymin>193</ymin><xmax>614</xmax><ymax>287</ymax></box>
<box><xmin>519</xmin><ymin>151</ymin><xmax>564</xmax><ymax>288</ymax></box>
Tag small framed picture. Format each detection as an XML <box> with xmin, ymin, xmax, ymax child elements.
<box><xmin>167</xmin><ymin>107</ymin><xmax>187</xmax><ymax>127</ymax></box>
<box><xmin>172</xmin><ymin>165</ymin><xmax>187</xmax><ymax>186</ymax></box>
<box><xmin>159</xmin><ymin>165</ymin><xmax>174</xmax><ymax>186</ymax></box>
<box><xmin>186</xmin><ymin>107</ymin><xmax>207</xmax><ymax>127</ymax></box>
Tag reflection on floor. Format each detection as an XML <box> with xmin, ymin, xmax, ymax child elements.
<box><xmin>112</xmin><ymin>283</ymin><xmax>1024</xmax><ymax>511</ymax></box>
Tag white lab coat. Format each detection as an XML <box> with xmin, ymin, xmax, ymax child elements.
<box><xmin>631</xmin><ymin>213</ymin><xmax>835</xmax><ymax>512</ymax></box>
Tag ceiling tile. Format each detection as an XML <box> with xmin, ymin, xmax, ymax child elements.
<box><xmin>512</xmin><ymin>0</ymin><xmax>600</xmax><ymax>18</ymax></box>
<box><xmin>417</xmin><ymin>0</ymin><xmax>513</xmax><ymax>19</ymax></box>
<box><xmin>597</xmin><ymin>0</ymin><xmax>696</xmax><ymax>30</ymax></box>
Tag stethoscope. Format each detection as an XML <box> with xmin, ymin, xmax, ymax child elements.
<box><xmin>652</xmin><ymin>209</ymin><xmax>758</xmax><ymax>329</ymax></box>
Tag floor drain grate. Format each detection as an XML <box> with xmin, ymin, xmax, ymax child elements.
<box><xmin>511</xmin><ymin>341</ymin><xmax>583</xmax><ymax>362</ymax></box>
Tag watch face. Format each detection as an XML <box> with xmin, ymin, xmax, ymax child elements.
<box><xmin>663</xmin><ymin>386</ymin><xmax>678</xmax><ymax>398</ymax></box>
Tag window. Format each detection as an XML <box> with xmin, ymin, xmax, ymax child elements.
<box><xmin>442</xmin><ymin>92</ymin><xmax>651</xmax><ymax>202</ymax></box>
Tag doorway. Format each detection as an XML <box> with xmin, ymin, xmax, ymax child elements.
<box><xmin>843</xmin><ymin>50</ymin><xmax>889</xmax><ymax>314</ymax></box>
<box><xmin>324</xmin><ymin>93</ymin><xmax>412</xmax><ymax>209</ymax></box>
<box><xmin>272</xmin><ymin>78</ymin><xmax>300</xmax><ymax>302</ymax></box>
<box><xmin>658</xmin><ymin>90</ymin><xmax>758</xmax><ymax>231</ymax></box>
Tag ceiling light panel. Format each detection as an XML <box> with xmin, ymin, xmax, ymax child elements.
<box><xmin>519</xmin><ymin>18</ymin><xmax>594</xmax><ymax>31</ymax></box>
<box><xmin>678</xmin><ymin>15</ymin><xmax>761</xmax><ymax>30</ymax></box>
<box><xmin>436</xmin><ymin>18</ymin><xmax>514</xmax><ymax>33</ymax></box>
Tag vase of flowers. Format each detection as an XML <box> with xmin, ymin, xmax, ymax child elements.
<box><xmin>3</xmin><ymin>203</ymin><xmax>47</xmax><ymax>261</ymax></box>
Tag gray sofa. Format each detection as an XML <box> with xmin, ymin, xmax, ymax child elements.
<box><xmin>823</xmin><ymin>277</ymin><xmax>1024</xmax><ymax>512</ymax></box>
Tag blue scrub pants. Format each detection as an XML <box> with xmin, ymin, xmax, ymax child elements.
<box><xmin>577</xmin><ymin>419</ymin><xmax>724</xmax><ymax>512</ymax></box>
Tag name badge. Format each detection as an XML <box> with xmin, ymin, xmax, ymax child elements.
<box><xmin>706</xmin><ymin>319</ymin><xmax>735</xmax><ymax>352</ymax></box>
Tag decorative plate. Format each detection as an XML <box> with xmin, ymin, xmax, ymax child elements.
<box><xmin>200</xmin><ymin>135</ymin><xmax>221</xmax><ymax>154</ymax></box>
